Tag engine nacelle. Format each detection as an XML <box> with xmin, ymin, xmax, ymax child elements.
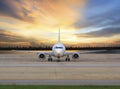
<box><xmin>72</xmin><ymin>52</ymin><xmax>80</xmax><ymax>59</ymax></box>
<box><xmin>37</xmin><ymin>53</ymin><xmax>46</xmax><ymax>59</ymax></box>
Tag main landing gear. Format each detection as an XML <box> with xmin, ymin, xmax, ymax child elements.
<box><xmin>48</xmin><ymin>55</ymin><xmax>52</xmax><ymax>62</ymax></box>
<box><xmin>66</xmin><ymin>55</ymin><xmax>70</xmax><ymax>61</ymax></box>
<box><xmin>48</xmin><ymin>55</ymin><xmax>70</xmax><ymax>62</ymax></box>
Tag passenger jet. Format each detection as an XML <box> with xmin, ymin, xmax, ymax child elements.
<box><xmin>37</xmin><ymin>28</ymin><xmax>80</xmax><ymax>61</ymax></box>
<box><xmin>13</xmin><ymin>28</ymin><xmax>106</xmax><ymax>62</ymax></box>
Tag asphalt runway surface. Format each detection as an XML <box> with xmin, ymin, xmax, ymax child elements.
<box><xmin>0</xmin><ymin>51</ymin><xmax>120</xmax><ymax>85</ymax></box>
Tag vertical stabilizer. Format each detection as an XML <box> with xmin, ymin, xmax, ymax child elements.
<box><xmin>58</xmin><ymin>27</ymin><xmax>60</xmax><ymax>43</ymax></box>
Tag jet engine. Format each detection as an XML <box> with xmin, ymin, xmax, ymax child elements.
<box><xmin>72</xmin><ymin>53</ymin><xmax>80</xmax><ymax>59</ymax></box>
<box><xmin>37</xmin><ymin>53</ymin><xmax>46</xmax><ymax>59</ymax></box>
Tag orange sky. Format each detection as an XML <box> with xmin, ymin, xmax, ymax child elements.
<box><xmin>0</xmin><ymin>0</ymin><xmax>120</xmax><ymax>47</ymax></box>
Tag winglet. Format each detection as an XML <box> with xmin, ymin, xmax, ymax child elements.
<box><xmin>58</xmin><ymin>27</ymin><xmax>60</xmax><ymax>43</ymax></box>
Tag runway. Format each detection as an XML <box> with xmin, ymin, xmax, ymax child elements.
<box><xmin>0</xmin><ymin>80</ymin><xmax>120</xmax><ymax>85</ymax></box>
<box><xmin>0</xmin><ymin>51</ymin><xmax>120</xmax><ymax>85</ymax></box>
<box><xmin>0</xmin><ymin>62</ymin><xmax>120</xmax><ymax>67</ymax></box>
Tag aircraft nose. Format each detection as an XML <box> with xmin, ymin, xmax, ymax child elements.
<box><xmin>55</xmin><ymin>49</ymin><xmax>62</xmax><ymax>55</ymax></box>
<box><xmin>56</xmin><ymin>50</ymin><xmax>61</xmax><ymax>54</ymax></box>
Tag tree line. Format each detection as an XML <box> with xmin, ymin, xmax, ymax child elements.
<box><xmin>0</xmin><ymin>46</ymin><xmax>120</xmax><ymax>50</ymax></box>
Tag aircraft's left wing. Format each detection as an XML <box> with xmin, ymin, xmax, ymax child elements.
<box><xmin>65</xmin><ymin>50</ymin><xmax>107</xmax><ymax>59</ymax></box>
<box><xmin>11</xmin><ymin>50</ymin><xmax>52</xmax><ymax>57</ymax></box>
<box><xmin>66</xmin><ymin>50</ymin><xmax>107</xmax><ymax>54</ymax></box>
<box><xmin>79</xmin><ymin>50</ymin><xmax>107</xmax><ymax>54</ymax></box>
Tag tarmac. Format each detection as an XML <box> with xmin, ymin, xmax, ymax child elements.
<box><xmin>0</xmin><ymin>51</ymin><xmax>120</xmax><ymax>85</ymax></box>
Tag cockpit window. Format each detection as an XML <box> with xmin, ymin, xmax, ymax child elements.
<box><xmin>55</xmin><ymin>47</ymin><xmax>63</xmax><ymax>49</ymax></box>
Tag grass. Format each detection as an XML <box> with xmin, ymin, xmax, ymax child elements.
<box><xmin>0</xmin><ymin>85</ymin><xmax>120</xmax><ymax>89</ymax></box>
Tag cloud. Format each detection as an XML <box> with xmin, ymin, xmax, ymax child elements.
<box><xmin>75</xmin><ymin>26</ymin><xmax>120</xmax><ymax>37</ymax></box>
<box><xmin>72</xmin><ymin>0</ymin><xmax>120</xmax><ymax>44</ymax></box>
<box><xmin>0</xmin><ymin>0</ymin><xmax>35</xmax><ymax>22</ymax></box>
<box><xmin>0</xmin><ymin>29</ymin><xmax>29</xmax><ymax>42</ymax></box>
<box><xmin>73</xmin><ymin>0</ymin><xmax>120</xmax><ymax>29</ymax></box>
<box><xmin>0</xmin><ymin>0</ymin><xmax>87</xmax><ymax>45</ymax></box>
<box><xmin>0</xmin><ymin>29</ymin><xmax>55</xmax><ymax>46</ymax></box>
<box><xmin>0</xmin><ymin>0</ymin><xmax>86</xmax><ymax>27</ymax></box>
<box><xmin>0</xmin><ymin>0</ymin><xmax>120</xmax><ymax>45</ymax></box>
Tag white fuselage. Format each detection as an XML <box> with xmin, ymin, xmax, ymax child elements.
<box><xmin>52</xmin><ymin>42</ymin><xmax>65</xmax><ymax>58</ymax></box>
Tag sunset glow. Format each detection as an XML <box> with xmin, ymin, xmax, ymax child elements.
<box><xmin>0</xmin><ymin>0</ymin><xmax>120</xmax><ymax>47</ymax></box>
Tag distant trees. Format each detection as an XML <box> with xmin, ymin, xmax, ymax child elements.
<box><xmin>0</xmin><ymin>41</ymin><xmax>120</xmax><ymax>50</ymax></box>
<box><xmin>0</xmin><ymin>45</ymin><xmax>120</xmax><ymax>50</ymax></box>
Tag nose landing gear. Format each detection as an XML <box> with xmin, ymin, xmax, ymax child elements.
<box><xmin>66</xmin><ymin>55</ymin><xmax>70</xmax><ymax>61</ymax></box>
<box><xmin>48</xmin><ymin>55</ymin><xmax>52</xmax><ymax>62</ymax></box>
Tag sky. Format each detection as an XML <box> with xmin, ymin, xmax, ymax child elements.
<box><xmin>0</xmin><ymin>0</ymin><xmax>120</xmax><ymax>47</ymax></box>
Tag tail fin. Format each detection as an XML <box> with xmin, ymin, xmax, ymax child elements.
<box><xmin>58</xmin><ymin>27</ymin><xmax>60</xmax><ymax>43</ymax></box>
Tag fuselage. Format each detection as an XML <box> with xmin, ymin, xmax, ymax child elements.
<box><xmin>52</xmin><ymin>42</ymin><xmax>66</xmax><ymax>58</ymax></box>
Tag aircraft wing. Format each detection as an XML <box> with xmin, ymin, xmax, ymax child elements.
<box><xmin>65</xmin><ymin>50</ymin><xmax>107</xmax><ymax>55</ymax></box>
<box><xmin>79</xmin><ymin>50</ymin><xmax>107</xmax><ymax>54</ymax></box>
<box><xmin>11</xmin><ymin>50</ymin><xmax>52</xmax><ymax>55</ymax></box>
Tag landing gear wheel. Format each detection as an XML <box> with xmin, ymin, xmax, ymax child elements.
<box><xmin>48</xmin><ymin>57</ymin><xmax>52</xmax><ymax>62</ymax></box>
<box><xmin>66</xmin><ymin>58</ymin><xmax>67</xmax><ymax>61</ymax></box>
<box><xmin>68</xmin><ymin>58</ymin><xmax>70</xmax><ymax>61</ymax></box>
<box><xmin>66</xmin><ymin>58</ymin><xmax>70</xmax><ymax>61</ymax></box>
<box><xmin>48</xmin><ymin>58</ymin><xmax>50</xmax><ymax>61</ymax></box>
<box><xmin>50</xmin><ymin>58</ymin><xmax>53</xmax><ymax>62</ymax></box>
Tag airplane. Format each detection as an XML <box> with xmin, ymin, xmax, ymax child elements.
<box><xmin>12</xmin><ymin>28</ymin><xmax>106</xmax><ymax>62</ymax></box>
<box><xmin>37</xmin><ymin>28</ymin><xmax>80</xmax><ymax>61</ymax></box>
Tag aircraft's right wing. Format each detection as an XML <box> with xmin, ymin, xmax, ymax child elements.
<box><xmin>11</xmin><ymin>50</ymin><xmax>52</xmax><ymax>58</ymax></box>
<box><xmin>11</xmin><ymin>50</ymin><xmax>51</xmax><ymax>54</ymax></box>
